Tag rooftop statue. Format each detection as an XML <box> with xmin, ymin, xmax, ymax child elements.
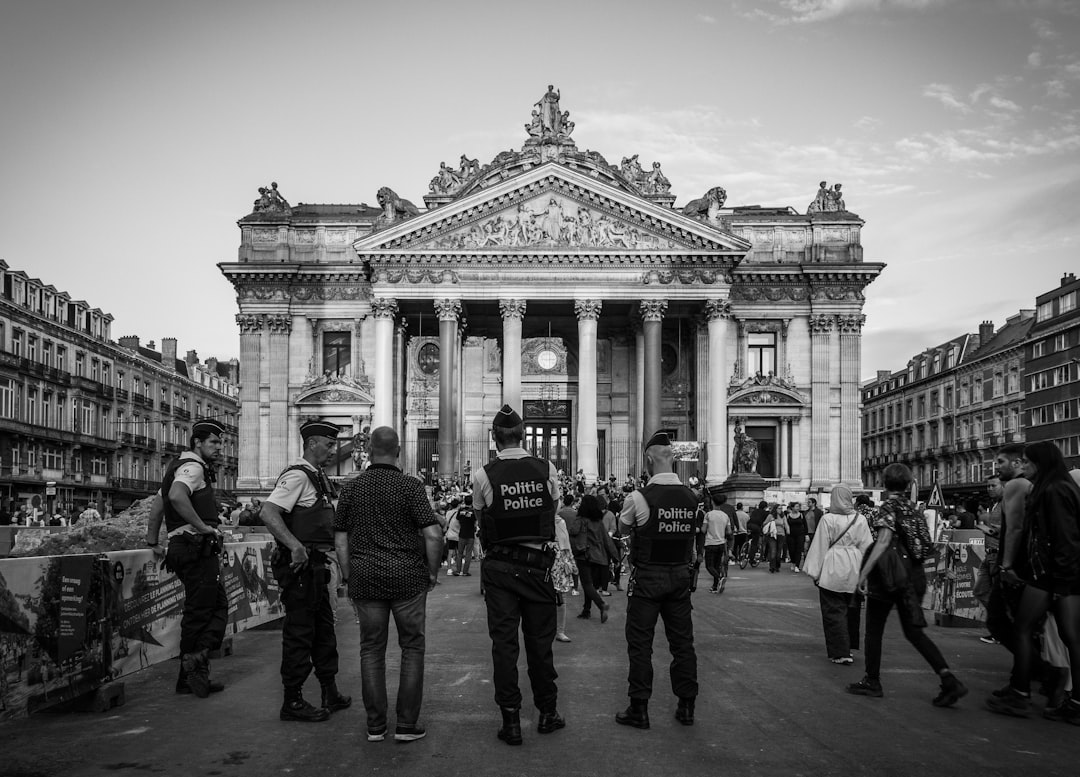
<box><xmin>428</xmin><ymin>162</ymin><xmax>464</xmax><ymax>195</ymax></box>
<box><xmin>807</xmin><ymin>181</ymin><xmax>847</xmax><ymax>213</ymax></box>
<box><xmin>376</xmin><ymin>186</ymin><xmax>421</xmax><ymax>225</ymax></box>
<box><xmin>641</xmin><ymin>161</ymin><xmax>671</xmax><ymax>195</ymax></box>
<box><xmin>252</xmin><ymin>181</ymin><xmax>290</xmax><ymax>214</ymax></box>
<box><xmin>682</xmin><ymin>186</ymin><xmax>727</xmax><ymax>226</ymax></box>
<box><xmin>535</xmin><ymin>84</ymin><xmax>562</xmax><ymax>136</ymax></box>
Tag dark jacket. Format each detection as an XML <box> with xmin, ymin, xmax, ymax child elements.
<box><xmin>584</xmin><ymin>517</ymin><xmax>619</xmax><ymax>566</ymax></box>
<box><xmin>1023</xmin><ymin>479</ymin><xmax>1080</xmax><ymax>595</ymax></box>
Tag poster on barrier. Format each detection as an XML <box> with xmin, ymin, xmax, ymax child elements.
<box><xmin>0</xmin><ymin>540</ymin><xmax>281</xmax><ymax>720</ymax></box>
<box><xmin>923</xmin><ymin>540</ymin><xmax>984</xmax><ymax>623</ymax></box>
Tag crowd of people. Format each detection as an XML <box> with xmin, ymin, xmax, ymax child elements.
<box><xmin>144</xmin><ymin>410</ymin><xmax>1080</xmax><ymax>745</ymax></box>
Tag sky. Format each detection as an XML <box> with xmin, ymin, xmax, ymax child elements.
<box><xmin>1</xmin><ymin>0</ymin><xmax>1078</xmax><ymax>380</ymax></box>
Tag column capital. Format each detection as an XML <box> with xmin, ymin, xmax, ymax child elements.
<box><xmin>371</xmin><ymin>298</ymin><xmax>399</xmax><ymax>320</ymax></box>
<box><xmin>808</xmin><ymin>313</ymin><xmax>836</xmax><ymax>335</ymax></box>
<box><xmin>574</xmin><ymin>299</ymin><xmax>603</xmax><ymax>320</ymax></box>
<box><xmin>837</xmin><ymin>313</ymin><xmax>866</xmax><ymax>334</ymax></box>
<box><xmin>266</xmin><ymin>314</ymin><xmax>292</xmax><ymax>334</ymax></box>
<box><xmin>434</xmin><ymin>298</ymin><xmax>462</xmax><ymax>322</ymax></box>
<box><xmin>703</xmin><ymin>299</ymin><xmax>731</xmax><ymax>321</ymax></box>
<box><xmin>236</xmin><ymin>313</ymin><xmax>265</xmax><ymax>333</ymax></box>
<box><xmin>639</xmin><ymin>299</ymin><xmax>668</xmax><ymax>322</ymax></box>
<box><xmin>499</xmin><ymin>298</ymin><xmax>527</xmax><ymax>320</ymax></box>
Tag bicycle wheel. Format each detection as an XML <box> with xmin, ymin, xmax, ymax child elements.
<box><xmin>738</xmin><ymin>542</ymin><xmax>749</xmax><ymax>570</ymax></box>
<box><xmin>749</xmin><ymin>544</ymin><xmax>761</xmax><ymax>568</ymax></box>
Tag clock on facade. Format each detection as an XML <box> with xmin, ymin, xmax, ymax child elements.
<box><xmin>418</xmin><ymin>342</ymin><xmax>440</xmax><ymax>375</ymax></box>
<box><xmin>537</xmin><ymin>349</ymin><xmax>558</xmax><ymax>370</ymax></box>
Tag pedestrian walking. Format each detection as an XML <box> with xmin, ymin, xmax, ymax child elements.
<box><xmin>616</xmin><ymin>431</ymin><xmax>699</xmax><ymax>729</ymax></box>
<box><xmin>472</xmin><ymin>405</ymin><xmax>565</xmax><ymax>746</ymax></box>
<box><xmin>702</xmin><ymin>493</ymin><xmax>732</xmax><ymax>594</ymax></box>
<box><xmin>575</xmin><ymin>494</ymin><xmax>618</xmax><ymax>622</ymax></box>
<box><xmin>261</xmin><ymin>419</ymin><xmax>352</xmax><ymax>723</ymax></box>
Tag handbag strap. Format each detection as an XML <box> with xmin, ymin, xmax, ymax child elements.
<box><xmin>828</xmin><ymin>515</ymin><xmax>860</xmax><ymax>550</ymax></box>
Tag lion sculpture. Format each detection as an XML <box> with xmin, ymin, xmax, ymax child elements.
<box><xmin>682</xmin><ymin>186</ymin><xmax>727</xmax><ymax>225</ymax></box>
<box><xmin>376</xmin><ymin>186</ymin><xmax>421</xmax><ymax>224</ymax></box>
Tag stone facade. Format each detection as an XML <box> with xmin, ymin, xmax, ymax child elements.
<box><xmin>220</xmin><ymin>90</ymin><xmax>882</xmax><ymax>499</ymax></box>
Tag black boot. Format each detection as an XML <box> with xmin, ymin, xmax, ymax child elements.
<box><xmin>176</xmin><ymin>664</ymin><xmax>223</xmax><ymax>695</ymax></box>
<box><xmin>537</xmin><ymin>709</ymin><xmax>566</xmax><ymax>734</ymax></box>
<box><xmin>615</xmin><ymin>699</ymin><xmax>650</xmax><ymax>729</ymax></box>
<box><xmin>320</xmin><ymin>680</ymin><xmax>352</xmax><ymax>712</ymax></box>
<box><xmin>675</xmin><ymin>697</ymin><xmax>695</xmax><ymax>725</ymax></box>
<box><xmin>497</xmin><ymin>706</ymin><xmax>522</xmax><ymax>745</ymax></box>
<box><xmin>180</xmin><ymin>649</ymin><xmax>211</xmax><ymax>698</ymax></box>
<box><xmin>280</xmin><ymin>686</ymin><xmax>330</xmax><ymax>722</ymax></box>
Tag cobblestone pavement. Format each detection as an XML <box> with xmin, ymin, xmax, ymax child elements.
<box><xmin>2</xmin><ymin>564</ymin><xmax>1074</xmax><ymax>777</ymax></box>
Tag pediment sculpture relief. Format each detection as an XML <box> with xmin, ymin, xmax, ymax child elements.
<box><xmin>428</xmin><ymin>196</ymin><xmax>679</xmax><ymax>250</ymax></box>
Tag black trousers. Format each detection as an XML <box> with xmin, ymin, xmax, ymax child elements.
<box><xmin>864</xmin><ymin>568</ymin><xmax>947</xmax><ymax>681</ymax></box>
<box><xmin>482</xmin><ymin>557</ymin><xmax>559</xmax><ymax>712</ymax></box>
<box><xmin>273</xmin><ymin>554</ymin><xmax>339</xmax><ymax>689</ymax></box>
<box><xmin>625</xmin><ymin>564</ymin><xmax>698</xmax><ymax>701</ymax></box>
<box><xmin>166</xmin><ymin>534</ymin><xmax>227</xmax><ymax>656</ymax></box>
<box><xmin>818</xmin><ymin>588</ymin><xmax>860</xmax><ymax>658</ymax></box>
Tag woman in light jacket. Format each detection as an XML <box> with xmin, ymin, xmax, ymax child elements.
<box><xmin>803</xmin><ymin>485</ymin><xmax>874</xmax><ymax>664</ymax></box>
<box><xmin>763</xmin><ymin>505</ymin><xmax>788</xmax><ymax>573</ymax></box>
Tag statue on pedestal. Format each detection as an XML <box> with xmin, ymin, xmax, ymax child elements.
<box><xmin>535</xmin><ymin>84</ymin><xmax>562</xmax><ymax>136</ymax></box>
<box><xmin>253</xmin><ymin>181</ymin><xmax>290</xmax><ymax>214</ymax></box>
<box><xmin>732</xmin><ymin>422</ymin><xmax>759</xmax><ymax>474</ymax></box>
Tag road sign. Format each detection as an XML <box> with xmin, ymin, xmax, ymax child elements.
<box><xmin>927</xmin><ymin>482</ymin><xmax>945</xmax><ymax>509</ymax></box>
<box><xmin>46</xmin><ymin>481</ymin><xmax>57</xmax><ymax>497</ymax></box>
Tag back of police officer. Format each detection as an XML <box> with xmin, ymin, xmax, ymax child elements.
<box><xmin>260</xmin><ymin>419</ymin><xmax>351</xmax><ymax>722</ymax></box>
<box><xmin>471</xmin><ymin>404</ymin><xmax>565</xmax><ymax>745</ymax></box>
<box><xmin>616</xmin><ymin>431</ymin><xmax>699</xmax><ymax>729</ymax></box>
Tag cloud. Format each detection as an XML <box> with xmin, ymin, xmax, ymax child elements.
<box><xmin>746</xmin><ymin>0</ymin><xmax>949</xmax><ymax>24</ymax></box>
<box><xmin>696</xmin><ymin>14</ymin><xmax>718</xmax><ymax>23</ymax></box>
<box><xmin>923</xmin><ymin>83</ymin><xmax>971</xmax><ymax>112</ymax></box>
<box><xmin>1032</xmin><ymin>17</ymin><xmax>1060</xmax><ymax>38</ymax></box>
<box><xmin>854</xmin><ymin>115</ymin><xmax>882</xmax><ymax>130</ymax></box>
<box><xmin>988</xmin><ymin>95</ymin><xmax>1021</xmax><ymax>111</ymax></box>
<box><xmin>1046</xmin><ymin>79</ymin><xmax>1068</xmax><ymax>97</ymax></box>
<box><xmin>1028</xmin><ymin>50</ymin><xmax>1043</xmax><ymax>67</ymax></box>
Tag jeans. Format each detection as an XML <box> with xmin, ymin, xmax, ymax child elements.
<box><xmin>454</xmin><ymin>538</ymin><xmax>475</xmax><ymax>575</ymax></box>
<box><xmin>863</xmin><ymin>568</ymin><xmax>948</xmax><ymax>681</ymax></box>
<box><xmin>482</xmin><ymin>557</ymin><xmax>559</xmax><ymax>712</ymax></box>
<box><xmin>355</xmin><ymin>590</ymin><xmax>428</xmax><ymax>731</ymax></box>
<box><xmin>766</xmin><ymin>536</ymin><xmax>784</xmax><ymax>572</ymax></box>
<box><xmin>625</xmin><ymin>564</ymin><xmax>697</xmax><ymax>701</ymax></box>
<box><xmin>704</xmin><ymin>545</ymin><xmax>727</xmax><ymax>589</ymax></box>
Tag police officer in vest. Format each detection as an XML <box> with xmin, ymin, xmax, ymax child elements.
<box><xmin>156</xmin><ymin>418</ymin><xmax>229</xmax><ymax>698</ymax></box>
<box><xmin>472</xmin><ymin>404</ymin><xmax>565</xmax><ymax>745</ymax></box>
<box><xmin>616</xmin><ymin>431</ymin><xmax>699</xmax><ymax>729</ymax></box>
<box><xmin>260</xmin><ymin>419</ymin><xmax>351</xmax><ymax>722</ymax></box>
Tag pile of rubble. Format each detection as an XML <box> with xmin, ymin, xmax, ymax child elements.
<box><xmin>10</xmin><ymin>497</ymin><xmax>160</xmax><ymax>557</ymax></box>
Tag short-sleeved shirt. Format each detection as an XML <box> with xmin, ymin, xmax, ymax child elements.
<box><xmin>704</xmin><ymin>509</ymin><xmax>730</xmax><ymax>546</ymax></box>
<box><xmin>172</xmin><ymin>451</ymin><xmax>210</xmax><ymax>494</ymax></box>
<box><xmin>873</xmin><ymin>493</ymin><xmax>933</xmax><ymax>562</ymax></box>
<box><xmin>471</xmin><ymin>446</ymin><xmax>560</xmax><ymax>550</ymax></box>
<box><xmin>334</xmin><ymin>463</ymin><xmax>439</xmax><ymax>601</ymax></box>
<box><xmin>266</xmin><ymin>458</ymin><xmax>321</xmax><ymax>512</ymax></box>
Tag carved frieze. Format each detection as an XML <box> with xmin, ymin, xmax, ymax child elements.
<box><xmin>252</xmin><ymin>228</ymin><xmax>278</xmax><ymax>243</ymax></box>
<box><xmin>373</xmin><ymin>267</ymin><xmax>460</xmax><ymax>285</ymax></box>
<box><xmin>811</xmin><ymin>286</ymin><xmax>865</xmax><ymax>301</ymax></box>
<box><xmin>325</xmin><ymin>230</ymin><xmax>348</xmax><ymax>244</ymax></box>
<box><xmin>294</xmin><ymin>230</ymin><xmax>317</xmax><ymax>245</ymax></box>
<box><xmin>730</xmin><ymin>285</ymin><xmax>811</xmax><ymax>303</ymax></box>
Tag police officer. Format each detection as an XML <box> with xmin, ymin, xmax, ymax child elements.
<box><xmin>472</xmin><ymin>404</ymin><xmax>565</xmax><ymax>745</ymax></box>
<box><xmin>616</xmin><ymin>431</ymin><xmax>699</xmax><ymax>729</ymax></box>
<box><xmin>260</xmin><ymin>419</ymin><xmax>351</xmax><ymax>723</ymax></box>
<box><xmin>156</xmin><ymin>418</ymin><xmax>229</xmax><ymax>698</ymax></box>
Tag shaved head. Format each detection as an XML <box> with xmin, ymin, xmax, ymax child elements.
<box><xmin>369</xmin><ymin>426</ymin><xmax>399</xmax><ymax>458</ymax></box>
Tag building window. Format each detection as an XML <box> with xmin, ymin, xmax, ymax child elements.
<box><xmin>973</xmin><ymin>377</ymin><xmax>982</xmax><ymax>403</ymax></box>
<box><xmin>42</xmin><ymin>447</ymin><xmax>62</xmax><ymax>470</ymax></box>
<box><xmin>27</xmin><ymin>336</ymin><xmax>37</xmax><ymax>362</ymax></box>
<box><xmin>917</xmin><ymin>396</ymin><xmax>926</xmax><ymax>419</ymax></box>
<box><xmin>91</xmin><ymin>358</ymin><xmax>100</xmax><ymax>382</ymax></box>
<box><xmin>1060</xmin><ymin>291</ymin><xmax>1077</xmax><ymax>314</ymax></box>
<box><xmin>1036</xmin><ymin>301</ymin><xmax>1053</xmax><ymax>322</ymax></box>
<box><xmin>26</xmin><ymin>389</ymin><xmax>37</xmax><ymax>425</ymax></box>
<box><xmin>1031</xmin><ymin>406</ymin><xmax>1050</xmax><ymax>426</ymax></box>
<box><xmin>75</xmin><ymin>351</ymin><xmax>85</xmax><ymax>376</ymax></box>
<box><xmin>102</xmin><ymin>363</ymin><xmax>110</xmax><ymax>385</ymax></box>
<box><xmin>1009</xmin><ymin>407</ymin><xmax>1020</xmax><ymax>432</ymax></box>
<box><xmin>82</xmin><ymin>401</ymin><xmax>94</xmax><ymax>435</ymax></box>
<box><xmin>905</xmin><ymin>399</ymin><xmax>913</xmax><ymax>422</ymax></box>
<box><xmin>92</xmin><ymin>455</ymin><xmax>108</xmax><ymax>476</ymax></box>
<box><xmin>1031</xmin><ymin>371</ymin><xmax>1050</xmax><ymax>391</ymax></box>
<box><xmin>11</xmin><ymin>329</ymin><xmax>23</xmax><ymax>357</ymax></box>
<box><xmin>1032</xmin><ymin>340</ymin><xmax>1045</xmax><ymax>358</ymax></box>
<box><xmin>993</xmin><ymin>372</ymin><xmax>1003</xmax><ymax>397</ymax></box>
<box><xmin>1053</xmin><ymin>401</ymin><xmax>1075</xmax><ymax>423</ymax></box>
<box><xmin>42</xmin><ymin>392</ymin><xmax>51</xmax><ymax>427</ymax></box>
<box><xmin>323</xmin><ymin>331</ymin><xmax>352</xmax><ymax>376</ymax></box>
<box><xmin>0</xmin><ymin>379</ymin><xmax>12</xmax><ymax>419</ymax></box>
<box><xmin>747</xmin><ymin>332</ymin><xmax>777</xmax><ymax>377</ymax></box>
<box><xmin>959</xmin><ymin>382</ymin><xmax>969</xmax><ymax>407</ymax></box>
<box><xmin>1054</xmin><ymin>333</ymin><xmax>1068</xmax><ymax>351</ymax></box>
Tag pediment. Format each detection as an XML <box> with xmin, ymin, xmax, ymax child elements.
<box><xmin>353</xmin><ymin>163</ymin><xmax>750</xmax><ymax>255</ymax></box>
<box><xmin>294</xmin><ymin>376</ymin><xmax>373</xmax><ymax>405</ymax></box>
<box><xmin>727</xmin><ymin>375</ymin><xmax>808</xmax><ymax>406</ymax></box>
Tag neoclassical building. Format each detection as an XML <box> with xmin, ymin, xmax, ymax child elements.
<box><xmin>220</xmin><ymin>89</ymin><xmax>882</xmax><ymax>499</ymax></box>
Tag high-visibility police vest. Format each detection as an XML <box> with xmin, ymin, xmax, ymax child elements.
<box><xmin>277</xmin><ymin>465</ymin><xmax>336</xmax><ymax>546</ymax></box>
<box><xmin>481</xmin><ymin>457</ymin><xmax>555</xmax><ymax>546</ymax></box>
<box><xmin>161</xmin><ymin>457</ymin><xmax>219</xmax><ymax>533</ymax></box>
<box><xmin>631</xmin><ymin>482</ymin><xmax>698</xmax><ymax>565</ymax></box>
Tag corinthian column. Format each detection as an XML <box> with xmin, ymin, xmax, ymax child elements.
<box><xmin>499</xmin><ymin>299</ymin><xmax>526</xmax><ymax>411</ymax></box>
<box><xmin>235</xmin><ymin>313</ymin><xmax>264</xmax><ymax>489</ymax></box>
<box><xmin>704</xmin><ymin>299</ymin><xmax>731</xmax><ymax>485</ymax></box>
<box><xmin>266</xmin><ymin>314</ymin><xmax>292</xmax><ymax>478</ymax></box>
<box><xmin>838</xmin><ymin>314</ymin><xmax>866</xmax><ymax>486</ymax></box>
<box><xmin>808</xmin><ymin>314</ymin><xmax>835</xmax><ymax>489</ymax></box>
<box><xmin>640</xmin><ymin>299</ymin><xmax>667</xmax><ymax>445</ymax></box>
<box><xmin>371</xmin><ymin>298</ymin><xmax>398</xmax><ymax>429</ymax></box>
<box><xmin>434</xmin><ymin>298</ymin><xmax>461</xmax><ymax>478</ymax></box>
<box><xmin>575</xmin><ymin>299</ymin><xmax>602</xmax><ymax>481</ymax></box>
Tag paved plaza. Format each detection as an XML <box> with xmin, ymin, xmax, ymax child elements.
<box><xmin>2</xmin><ymin>565</ymin><xmax>1073</xmax><ymax>777</ymax></box>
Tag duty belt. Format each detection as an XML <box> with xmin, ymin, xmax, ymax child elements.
<box><xmin>485</xmin><ymin>544</ymin><xmax>555</xmax><ymax>569</ymax></box>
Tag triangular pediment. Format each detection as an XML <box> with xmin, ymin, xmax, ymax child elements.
<box><xmin>353</xmin><ymin>163</ymin><xmax>750</xmax><ymax>255</ymax></box>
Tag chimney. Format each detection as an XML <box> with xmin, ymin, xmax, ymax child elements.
<box><xmin>185</xmin><ymin>349</ymin><xmax>198</xmax><ymax>366</ymax></box>
<box><xmin>877</xmin><ymin>370</ymin><xmax>892</xmax><ymax>383</ymax></box>
<box><xmin>207</xmin><ymin>356</ymin><xmax>218</xmax><ymax>374</ymax></box>
<box><xmin>118</xmin><ymin>335</ymin><xmax>140</xmax><ymax>350</ymax></box>
<box><xmin>161</xmin><ymin>337</ymin><xmax>177</xmax><ymax>367</ymax></box>
<box><xmin>228</xmin><ymin>358</ymin><xmax>240</xmax><ymax>384</ymax></box>
<box><xmin>1064</xmin><ymin>272</ymin><xmax>1077</xmax><ymax>286</ymax></box>
<box><xmin>146</xmin><ymin>340</ymin><xmax>155</xmax><ymax>351</ymax></box>
<box><xmin>978</xmin><ymin>320</ymin><xmax>995</xmax><ymax>343</ymax></box>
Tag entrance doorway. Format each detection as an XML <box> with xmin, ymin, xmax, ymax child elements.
<box><xmin>747</xmin><ymin>425</ymin><xmax>777</xmax><ymax>479</ymax></box>
<box><xmin>525</xmin><ymin>424</ymin><xmax>571</xmax><ymax>475</ymax></box>
<box><xmin>417</xmin><ymin>429</ymin><xmax>437</xmax><ymax>485</ymax></box>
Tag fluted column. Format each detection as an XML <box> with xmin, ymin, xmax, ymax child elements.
<box><xmin>791</xmin><ymin>416</ymin><xmax>803</xmax><ymax>479</ymax></box>
<box><xmin>499</xmin><ymin>299</ymin><xmax>526</xmax><ymax>411</ymax></box>
<box><xmin>235</xmin><ymin>313</ymin><xmax>264</xmax><ymax>489</ymax></box>
<box><xmin>704</xmin><ymin>299</ymin><xmax>731</xmax><ymax>484</ymax></box>
<box><xmin>394</xmin><ymin>317</ymin><xmax>408</xmax><ymax>438</ymax></box>
<box><xmin>779</xmin><ymin>416</ymin><xmax>790</xmax><ymax>479</ymax></box>
<box><xmin>575</xmin><ymin>299</ymin><xmax>602</xmax><ymax>481</ymax></box>
<box><xmin>809</xmin><ymin>314</ymin><xmax>835</xmax><ymax>488</ymax></box>
<box><xmin>634</xmin><ymin>323</ymin><xmax>645</xmax><ymax>452</ymax></box>
<box><xmin>640</xmin><ymin>300</ymin><xmax>667</xmax><ymax>444</ymax></box>
<box><xmin>434</xmin><ymin>298</ymin><xmax>461</xmax><ymax>478</ymax></box>
<box><xmin>839</xmin><ymin>314</ymin><xmax>866</xmax><ymax>486</ymax></box>
<box><xmin>266</xmin><ymin>314</ymin><xmax>291</xmax><ymax>479</ymax></box>
<box><xmin>371</xmin><ymin>298</ymin><xmax>398</xmax><ymax>429</ymax></box>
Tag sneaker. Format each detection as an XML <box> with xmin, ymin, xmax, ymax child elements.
<box><xmin>446</xmin><ymin>570</ymin><xmax>456</xmax><ymax>576</ymax></box>
<box><xmin>1043</xmin><ymin>698</ymin><xmax>1080</xmax><ymax>725</ymax></box>
<box><xmin>979</xmin><ymin>635</ymin><xmax>1000</xmax><ymax>645</ymax></box>
<box><xmin>718</xmin><ymin>578</ymin><xmax>727</xmax><ymax>594</ymax></box>
<box><xmin>830</xmin><ymin>656</ymin><xmax>854</xmax><ymax>665</ymax></box>
<box><xmin>367</xmin><ymin>727</ymin><xmax>387</xmax><ymax>742</ymax></box>
<box><xmin>601</xmin><ymin>590</ymin><xmax>612</xmax><ymax>597</ymax></box>
<box><xmin>571</xmin><ymin>589</ymin><xmax>580</xmax><ymax>596</ymax></box>
<box><xmin>932</xmin><ymin>673</ymin><xmax>968</xmax><ymax>708</ymax></box>
<box><xmin>555</xmin><ymin>632</ymin><xmax>572</xmax><ymax>643</ymax></box>
<box><xmin>846</xmin><ymin>677</ymin><xmax>884</xmax><ymax>697</ymax></box>
<box><xmin>985</xmin><ymin>687</ymin><xmax>1031</xmax><ymax>717</ymax></box>
<box><xmin>394</xmin><ymin>723</ymin><xmax>426</xmax><ymax>742</ymax></box>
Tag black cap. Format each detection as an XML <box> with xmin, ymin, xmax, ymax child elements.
<box><xmin>192</xmin><ymin>418</ymin><xmax>227</xmax><ymax>438</ymax></box>
<box><xmin>300</xmin><ymin>419</ymin><xmax>340</xmax><ymax>442</ymax></box>
<box><xmin>493</xmin><ymin>404</ymin><xmax>523</xmax><ymax>428</ymax></box>
<box><xmin>643</xmin><ymin>430</ymin><xmax>671</xmax><ymax>450</ymax></box>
